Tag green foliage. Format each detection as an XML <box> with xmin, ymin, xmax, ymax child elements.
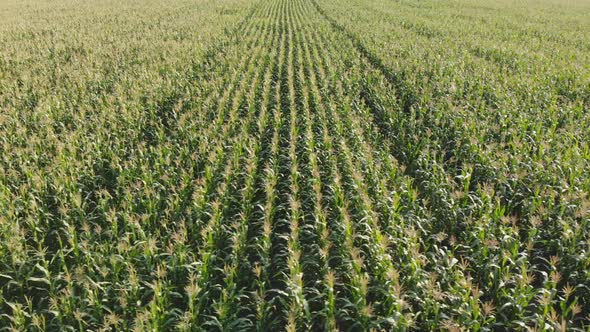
<box><xmin>0</xmin><ymin>0</ymin><xmax>589</xmax><ymax>330</ymax></box>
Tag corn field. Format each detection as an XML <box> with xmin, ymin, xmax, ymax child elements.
<box><xmin>0</xmin><ymin>0</ymin><xmax>589</xmax><ymax>330</ymax></box>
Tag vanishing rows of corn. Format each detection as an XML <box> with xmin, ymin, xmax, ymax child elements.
<box><xmin>313</xmin><ymin>0</ymin><xmax>590</xmax><ymax>330</ymax></box>
<box><xmin>1</xmin><ymin>0</ymin><xmax>589</xmax><ymax>330</ymax></box>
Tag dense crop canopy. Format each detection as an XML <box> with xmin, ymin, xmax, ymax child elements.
<box><xmin>0</xmin><ymin>0</ymin><xmax>589</xmax><ymax>330</ymax></box>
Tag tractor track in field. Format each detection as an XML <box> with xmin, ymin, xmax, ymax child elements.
<box><xmin>3</xmin><ymin>0</ymin><xmax>589</xmax><ymax>330</ymax></box>
<box><xmin>169</xmin><ymin>0</ymin><xmax>426</xmax><ymax>329</ymax></box>
<box><xmin>203</xmin><ymin>1</ymin><xmax>511</xmax><ymax>329</ymax></box>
